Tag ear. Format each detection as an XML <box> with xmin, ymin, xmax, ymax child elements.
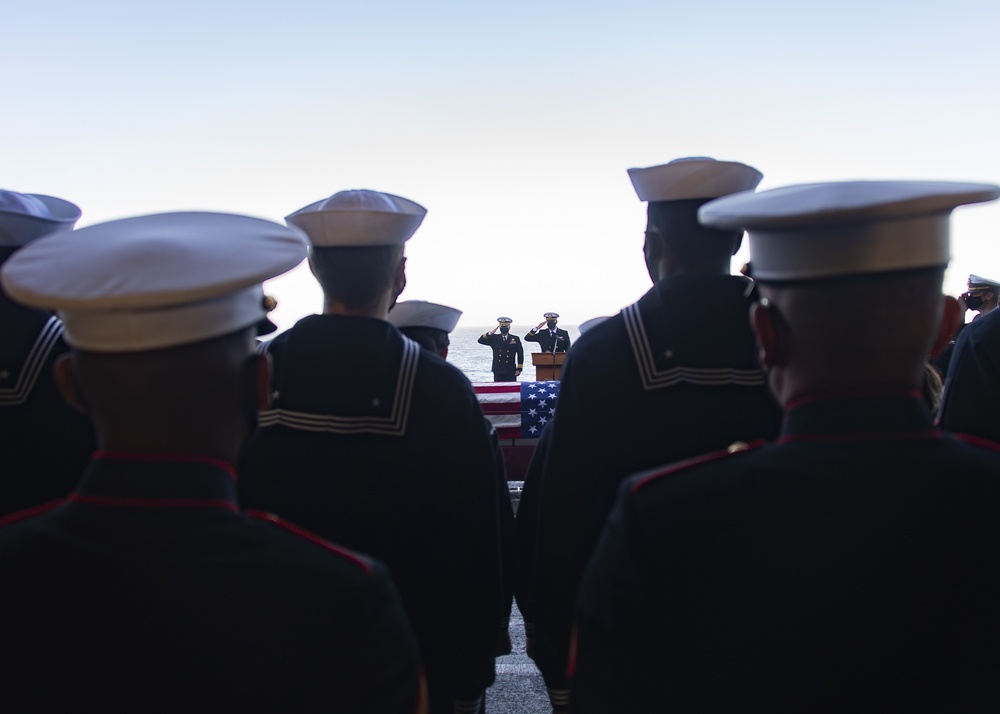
<box><xmin>930</xmin><ymin>295</ymin><xmax>962</xmax><ymax>357</ymax></box>
<box><xmin>440</xmin><ymin>347</ymin><xmax>449</xmax><ymax>359</ymax></box>
<box><xmin>750</xmin><ymin>299</ymin><xmax>790</xmax><ymax>368</ymax></box>
<box><xmin>394</xmin><ymin>256</ymin><xmax>407</xmax><ymax>298</ymax></box>
<box><xmin>254</xmin><ymin>352</ymin><xmax>272</xmax><ymax>410</ymax></box>
<box><xmin>643</xmin><ymin>231</ymin><xmax>662</xmax><ymax>283</ymax></box>
<box><xmin>53</xmin><ymin>353</ymin><xmax>88</xmax><ymax>415</ymax></box>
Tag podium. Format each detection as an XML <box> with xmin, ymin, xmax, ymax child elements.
<box><xmin>531</xmin><ymin>352</ymin><xmax>566</xmax><ymax>381</ymax></box>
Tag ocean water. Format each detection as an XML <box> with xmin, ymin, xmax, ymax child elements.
<box><xmin>448</xmin><ymin>326</ymin><xmax>581</xmax><ymax>383</ymax></box>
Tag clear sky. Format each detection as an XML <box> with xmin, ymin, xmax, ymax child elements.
<box><xmin>6</xmin><ymin>0</ymin><xmax>1000</xmax><ymax>330</ymax></box>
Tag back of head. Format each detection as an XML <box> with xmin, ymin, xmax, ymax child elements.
<box><xmin>310</xmin><ymin>244</ymin><xmax>405</xmax><ymax>310</ymax></box>
<box><xmin>628</xmin><ymin>157</ymin><xmax>762</xmax><ymax>275</ymax></box>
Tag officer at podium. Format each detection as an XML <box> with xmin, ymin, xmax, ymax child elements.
<box><xmin>525</xmin><ymin>312</ymin><xmax>571</xmax><ymax>353</ymax></box>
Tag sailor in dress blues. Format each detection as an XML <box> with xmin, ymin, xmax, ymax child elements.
<box><xmin>238</xmin><ymin>190</ymin><xmax>504</xmax><ymax>714</ymax></box>
<box><xmin>517</xmin><ymin>158</ymin><xmax>782</xmax><ymax>710</ymax></box>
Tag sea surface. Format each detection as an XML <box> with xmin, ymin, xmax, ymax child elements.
<box><xmin>449</xmin><ymin>325</ymin><xmax>581</xmax><ymax>383</ymax></box>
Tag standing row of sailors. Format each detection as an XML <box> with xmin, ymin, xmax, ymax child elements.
<box><xmin>3</xmin><ymin>156</ymin><xmax>1000</xmax><ymax>712</ymax></box>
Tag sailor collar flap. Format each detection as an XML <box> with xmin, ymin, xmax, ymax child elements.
<box><xmin>625</xmin><ymin>276</ymin><xmax>764</xmax><ymax>392</ymax></box>
<box><xmin>258</xmin><ymin>315</ymin><xmax>420</xmax><ymax>437</ymax></box>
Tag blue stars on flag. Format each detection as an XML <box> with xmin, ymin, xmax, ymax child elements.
<box><xmin>521</xmin><ymin>380</ymin><xmax>560</xmax><ymax>437</ymax></box>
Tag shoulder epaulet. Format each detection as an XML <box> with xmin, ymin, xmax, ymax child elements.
<box><xmin>244</xmin><ymin>509</ymin><xmax>374</xmax><ymax>573</ymax></box>
<box><xmin>0</xmin><ymin>498</ymin><xmax>66</xmax><ymax>528</ymax></box>
<box><xmin>630</xmin><ymin>439</ymin><xmax>767</xmax><ymax>493</ymax></box>
<box><xmin>948</xmin><ymin>431</ymin><xmax>1000</xmax><ymax>454</ymax></box>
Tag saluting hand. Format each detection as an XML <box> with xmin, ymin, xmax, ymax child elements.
<box><xmin>536</xmin><ymin>321</ymin><xmax>546</xmax><ymax>329</ymax></box>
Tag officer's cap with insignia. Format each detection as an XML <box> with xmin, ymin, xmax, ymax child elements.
<box><xmin>698</xmin><ymin>181</ymin><xmax>1000</xmax><ymax>283</ymax></box>
<box><xmin>967</xmin><ymin>274</ymin><xmax>1000</xmax><ymax>293</ymax></box>
<box><xmin>388</xmin><ymin>300</ymin><xmax>462</xmax><ymax>333</ymax></box>
<box><xmin>0</xmin><ymin>212</ymin><xmax>309</xmax><ymax>352</ymax></box>
<box><xmin>543</xmin><ymin>312</ymin><xmax>559</xmax><ymax>319</ymax></box>
<box><xmin>497</xmin><ymin>316</ymin><xmax>512</xmax><ymax>324</ymax></box>
<box><xmin>286</xmin><ymin>189</ymin><xmax>427</xmax><ymax>247</ymax></box>
<box><xmin>0</xmin><ymin>189</ymin><xmax>81</xmax><ymax>247</ymax></box>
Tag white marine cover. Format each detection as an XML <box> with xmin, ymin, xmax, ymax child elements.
<box><xmin>628</xmin><ymin>157</ymin><xmax>763</xmax><ymax>203</ymax></box>
<box><xmin>0</xmin><ymin>212</ymin><xmax>309</xmax><ymax>351</ymax></box>
<box><xmin>699</xmin><ymin>180</ymin><xmax>1000</xmax><ymax>281</ymax></box>
<box><xmin>286</xmin><ymin>189</ymin><xmax>426</xmax><ymax>247</ymax></box>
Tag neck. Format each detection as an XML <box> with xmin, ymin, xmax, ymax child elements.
<box><xmin>323</xmin><ymin>295</ymin><xmax>392</xmax><ymax>320</ymax></box>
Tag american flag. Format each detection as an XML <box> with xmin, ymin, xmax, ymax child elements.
<box><xmin>474</xmin><ymin>381</ymin><xmax>560</xmax><ymax>439</ymax></box>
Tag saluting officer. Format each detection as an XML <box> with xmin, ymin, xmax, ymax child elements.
<box><xmin>524</xmin><ymin>312</ymin><xmax>571</xmax><ymax>353</ymax></box>
<box><xmin>0</xmin><ymin>189</ymin><xmax>95</xmax><ymax>516</ymax></box>
<box><xmin>479</xmin><ymin>316</ymin><xmax>524</xmax><ymax>381</ymax></box>
<box><xmin>0</xmin><ymin>212</ymin><xmax>425</xmax><ymax>712</ymax></box>
<box><xmin>574</xmin><ymin>180</ymin><xmax>1000</xmax><ymax>711</ymax></box>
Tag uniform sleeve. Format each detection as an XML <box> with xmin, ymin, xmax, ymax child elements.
<box><xmin>524</xmin><ymin>330</ymin><xmax>540</xmax><ymax>343</ymax></box>
<box><xmin>516</xmin><ymin>339</ymin><xmax>524</xmax><ymax>367</ymax></box>
<box><xmin>571</xmin><ymin>484</ymin><xmax>658</xmax><ymax>713</ymax></box>
<box><xmin>354</xmin><ymin>563</ymin><xmax>429</xmax><ymax>714</ymax></box>
<box><xmin>478</xmin><ymin>333</ymin><xmax>491</xmax><ymax>345</ymax></box>
<box><xmin>563</xmin><ymin>331</ymin><xmax>571</xmax><ymax>352</ymax></box>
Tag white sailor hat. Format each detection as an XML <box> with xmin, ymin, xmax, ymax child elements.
<box><xmin>0</xmin><ymin>189</ymin><xmax>81</xmax><ymax>246</ymax></box>
<box><xmin>699</xmin><ymin>181</ymin><xmax>1000</xmax><ymax>282</ymax></box>
<box><xmin>286</xmin><ymin>189</ymin><xmax>427</xmax><ymax>247</ymax></box>
<box><xmin>579</xmin><ymin>316</ymin><xmax>610</xmax><ymax>334</ymax></box>
<box><xmin>543</xmin><ymin>312</ymin><xmax>559</xmax><ymax>319</ymax></box>
<box><xmin>628</xmin><ymin>157</ymin><xmax>763</xmax><ymax>203</ymax></box>
<box><xmin>497</xmin><ymin>316</ymin><xmax>512</xmax><ymax>324</ymax></box>
<box><xmin>0</xmin><ymin>212</ymin><xmax>309</xmax><ymax>352</ymax></box>
<box><xmin>387</xmin><ymin>300</ymin><xmax>462</xmax><ymax>333</ymax></box>
<box><xmin>967</xmin><ymin>274</ymin><xmax>1000</xmax><ymax>292</ymax></box>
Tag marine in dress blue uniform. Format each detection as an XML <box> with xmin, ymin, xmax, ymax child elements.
<box><xmin>0</xmin><ymin>191</ymin><xmax>95</xmax><ymax>516</ymax></box>
<box><xmin>238</xmin><ymin>191</ymin><xmax>504</xmax><ymax>714</ymax></box>
<box><xmin>0</xmin><ymin>212</ymin><xmax>426</xmax><ymax>713</ymax></box>
<box><xmin>574</xmin><ymin>180</ymin><xmax>1000</xmax><ymax>711</ymax></box>
<box><xmin>479</xmin><ymin>316</ymin><xmax>524</xmax><ymax>381</ymax></box>
<box><xmin>524</xmin><ymin>312</ymin><xmax>571</xmax><ymax>353</ymax></box>
<box><xmin>517</xmin><ymin>158</ymin><xmax>781</xmax><ymax>709</ymax></box>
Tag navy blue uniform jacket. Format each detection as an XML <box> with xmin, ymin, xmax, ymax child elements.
<box><xmin>0</xmin><ymin>452</ymin><xmax>423</xmax><ymax>713</ymax></box>
<box><xmin>576</xmin><ymin>393</ymin><xmax>1000</xmax><ymax>712</ymax></box>
<box><xmin>478</xmin><ymin>332</ymin><xmax>524</xmax><ymax>378</ymax></box>
<box><xmin>518</xmin><ymin>275</ymin><xmax>782</xmax><ymax>692</ymax></box>
<box><xmin>524</xmin><ymin>327</ymin><xmax>571</xmax><ymax>353</ymax></box>
<box><xmin>239</xmin><ymin>314</ymin><xmax>504</xmax><ymax>713</ymax></box>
